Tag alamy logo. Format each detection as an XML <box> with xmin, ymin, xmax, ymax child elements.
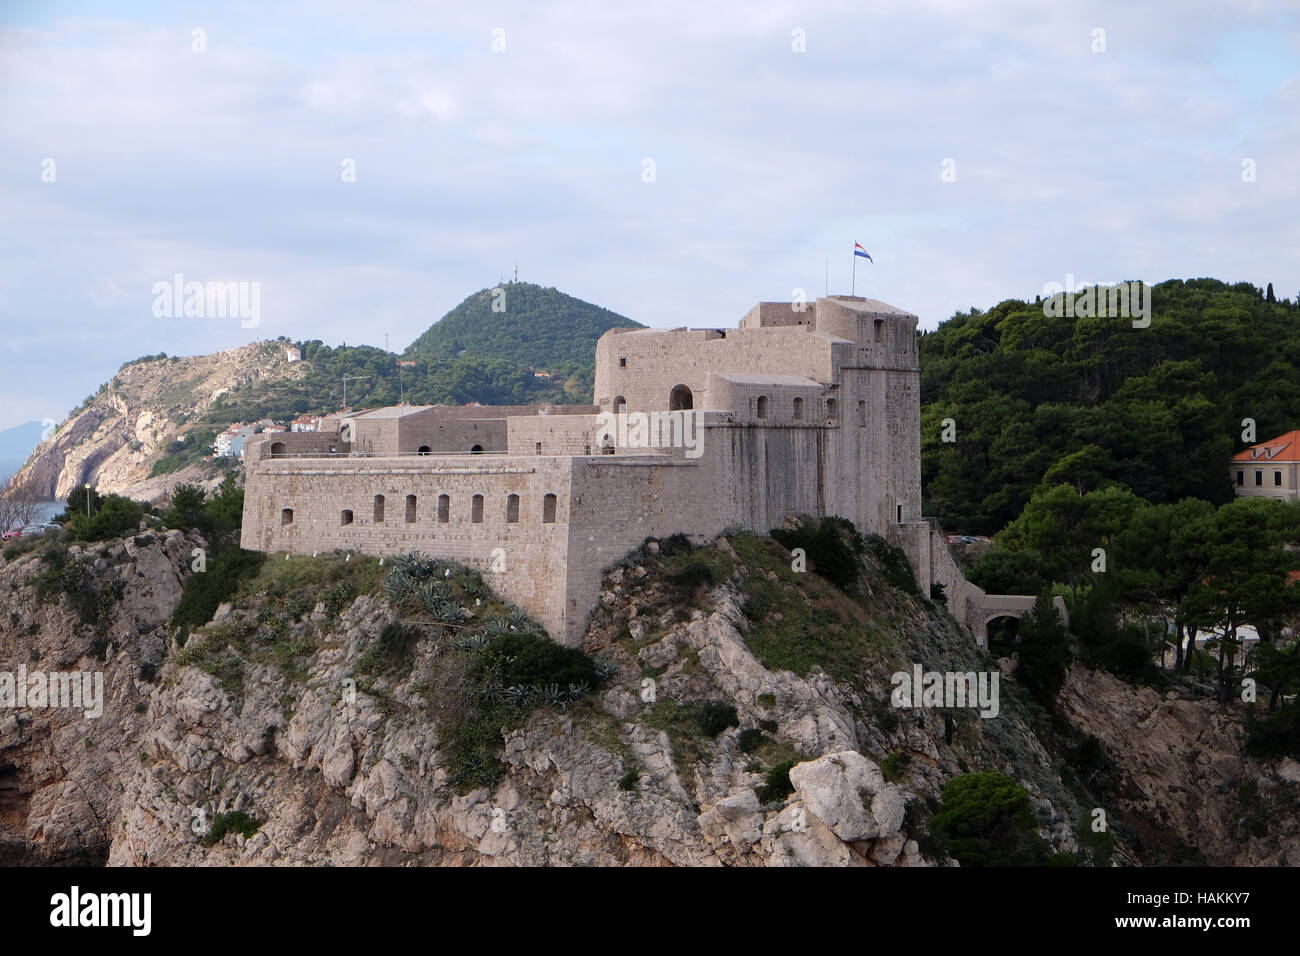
<box><xmin>49</xmin><ymin>886</ymin><xmax>151</xmax><ymax>936</ymax></box>
<box><xmin>152</xmin><ymin>273</ymin><xmax>260</xmax><ymax>328</ymax></box>
<box><xmin>0</xmin><ymin>665</ymin><xmax>103</xmax><ymax>718</ymax></box>
<box><xmin>891</xmin><ymin>664</ymin><xmax>999</xmax><ymax>718</ymax></box>
<box><xmin>1041</xmin><ymin>274</ymin><xmax>1151</xmax><ymax>328</ymax></box>
<box><xmin>593</xmin><ymin>410</ymin><xmax>704</xmax><ymax>459</ymax></box>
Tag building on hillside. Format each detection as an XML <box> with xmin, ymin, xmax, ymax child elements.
<box><xmin>214</xmin><ymin>424</ymin><xmax>247</xmax><ymax>457</ymax></box>
<box><xmin>291</xmin><ymin>415</ymin><xmax>323</xmax><ymax>433</ymax></box>
<box><xmin>286</xmin><ymin>347</ymin><xmax>302</xmax><ymax>362</ymax></box>
<box><xmin>1231</xmin><ymin>431</ymin><xmax>1300</xmax><ymax>501</ymax></box>
<box><xmin>241</xmin><ymin>296</ymin><xmax>1061</xmax><ymax>646</ymax></box>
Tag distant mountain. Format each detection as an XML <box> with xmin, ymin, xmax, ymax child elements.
<box><xmin>403</xmin><ymin>282</ymin><xmax>643</xmax><ymax>369</ymax></box>
<box><xmin>0</xmin><ymin>420</ymin><xmax>46</xmax><ymax>459</ymax></box>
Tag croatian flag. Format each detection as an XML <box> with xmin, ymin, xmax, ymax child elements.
<box><xmin>854</xmin><ymin>242</ymin><xmax>872</xmax><ymax>261</ymax></box>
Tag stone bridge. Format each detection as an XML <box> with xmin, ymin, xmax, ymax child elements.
<box><xmin>909</xmin><ymin>524</ymin><xmax>1069</xmax><ymax>649</ymax></box>
<box><xmin>967</xmin><ymin>593</ymin><xmax>1070</xmax><ymax>648</ymax></box>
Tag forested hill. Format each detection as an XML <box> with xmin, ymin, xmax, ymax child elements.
<box><xmin>920</xmin><ymin>278</ymin><xmax>1300</xmax><ymax>535</ymax></box>
<box><xmin>403</xmin><ymin>281</ymin><xmax>643</xmax><ymax>369</ymax></box>
<box><xmin>204</xmin><ymin>283</ymin><xmax>641</xmax><ymax>422</ymax></box>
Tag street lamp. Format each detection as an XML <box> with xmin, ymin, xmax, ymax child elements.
<box><xmin>84</xmin><ymin>483</ymin><xmax>91</xmax><ymax>519</ymax></box>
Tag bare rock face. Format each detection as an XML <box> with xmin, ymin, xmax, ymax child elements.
<box><xmin>789</xmin><ymin>751</ymin><xmax>905</xmax><ymax>843</ymax></box>
<box><xmin>13</xmin><ymin>342</ymin><xmax>305</xmax><ymax>502</ymax></box>
<box><xmin>1057</xmin><ymin>666</ymin><xmax>1300</xmax><ymax>865</ymax></box>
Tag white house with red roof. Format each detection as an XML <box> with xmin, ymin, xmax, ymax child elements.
<box><xmin>1231</xmin><ymin>430</ymin><xmax>1300</xmax><ymax>501</ymax></box>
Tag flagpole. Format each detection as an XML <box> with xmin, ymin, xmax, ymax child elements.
<box><xmin>852</xmin><ymin>247</ymin><xmax>856</xmax><ymax>297</ymax></box>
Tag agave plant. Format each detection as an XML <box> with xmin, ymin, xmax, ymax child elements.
<box><xmin>383</xmin><ymin>567</ymin><xmax>412</xmax><ymax>599</ymax></box>
<box><xmin>429</xmin><ymin>602</ymin><xmax>468</xmax><ymax>625</ymax></box>
<box><xmin>453</xmin><ymin>633</ymin><xmax>488</xmax><ymax>652</ymax></box>
<box><xmin>484</xmin><ymin>616</ymin><xmax>513</xmax><ymax>638</ymax></box>
<box><xmin>534</xmin><ymin>683</ymin><xmax>567</xmax><ymax>708</ymax></box>
<box><xmin>506</xmin><ymin>608</ymin><xmax>531</xmax><ymax>630</ymax></box>
<box><xmin>591</xmin><ymin>656</ymin><xmax>619</xmax><ymax>682</ymax></box>
<box><xmin>502</xmin><ymin>684</ymin><xmax>530</xmax><ymax>710</ymax></box>
<box><xmin>565</xmin><ymin>681</ymin><xmax>590</xmax><ymax>701</ymax></box>
<box><xmin>461</xmin><ymin>578</ymin><xmax>490</xmax><ymax>600</ymax></box>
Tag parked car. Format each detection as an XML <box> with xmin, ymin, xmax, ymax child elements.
<box><xmin>1</xmin><ymin>528</ymin><xmax>22</xmax><ymax>540</ymax></box>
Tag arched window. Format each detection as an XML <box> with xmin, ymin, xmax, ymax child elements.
<box><xmin>437</xmin><ymin>494</ymin><xmax>450</xmax><ymax>523</ymax></box>
<box><xmin>280</xmin><ymin>508</ymin><xmax>294</xmax><ymax>525</ymax></box>
<box><xmin>613</xmin><ymin>396</ymin><xmax>626</xmax><ymax>414</ymax></box>
<box><xmin>417</xmin><ymin>445</ymin><xmax>430</xmax><ymax>455</ymax></box>
<box><xmin>506</xmin><ymin>494</ymin><xmax>520</xmax><ymax>523</ymax></box>
<box><xmin>756</xmin><ymin>395</ymin><xmax>769</xmax><ymax>419</ymax></box>
<box><xmin>340</xmin><ymin>509</ymin><xmax>353</xmax><ymax>526</ymax></box>
<box><xmin>543</xmin><ymin>493</ymin><xmax>557</xmax><ymax>524</ymax></box>
<box><xmin>471</xmin><ymin>494</ymin><xmax>484</xmax><ymax>523</ymax></box>
<box><xmin>826</xmin><ymin>398</ymin><xmax>838</xmax><ymax>422</ymax></box>
<box><xmin>270</xmin><ymin>441</ymin><xmax>286</xmax><ymax>456</ymax></box>
<box><xmin>857</xmin><ymin>401</ymin><xmax>867</xmax><ymax>426</ymax></box>
<box><xmin>405</xmin><ymin>494</ymin><xmax>417</xmax><ymax>523</ymax></box>
<box><xmin>373</xmin><ymin>494</ymin><xmax>385</xmax><ymax>522</ymax></box>
<box><xmin>792</xmin><ymin>397</ymin><xmax>804</xmax><ymax>421</ymax></box>
<box><xmin>669</xmin><ymin>384</ymin><xmax>693</xmax><ymax>411</ymax></box>
<box><xmin>470</xmin><ymin>444</ymin><xmax>483</xmax><ymax>454</ymax></box>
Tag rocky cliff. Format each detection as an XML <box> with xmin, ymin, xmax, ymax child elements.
<box><xmin>14</xmin><ymin>342</ymin><xmax>302</xmax><ymax>503</ymax></box>
<box><xmin>1</xmin><ymin>523</ymin><xmax>1296</xmax><ymax>867</ymax></box>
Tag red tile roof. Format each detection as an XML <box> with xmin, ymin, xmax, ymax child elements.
<box><xmin>1232</xmin><ymin>430</ymin><xmax>1300</xmax><ymax>463</ymax></box>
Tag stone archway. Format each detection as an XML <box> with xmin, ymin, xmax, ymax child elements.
<box><xmin>669</xmin><ymin>384</ymin><xmax>693</xmax><ymax>411</ymax></box>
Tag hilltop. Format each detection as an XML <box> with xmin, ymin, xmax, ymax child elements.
<box><xmin>404</xmin><ymin>281</ymin><xmax>642</xmax><ymax>368</ymax></box>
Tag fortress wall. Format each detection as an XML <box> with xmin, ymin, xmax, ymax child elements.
<box><xmin>710</xmin><ymin>424</ymin><xmax>825</xmax><ymax>531</ymax></box>
<box><xmin>246</xmin><ymin>432</ymin><xmax>340</xmax><ymax>463</ymax></box>
<box><xmin>563</xmin><ymin>455</ymin><xmax>729</xmax><ymax>642</ymax></box>
<box><xmin>350</xmin><ymin>418</ymin><xmax>401</xmax><ymax>455</ymax></box>
<box><xmin>398</xmin><ymin>418</ymin><xmax>507</xmax><ymax>453</ymax></box>
<box><xmin>241</xmin><ymin>456</ymin><xmax>576</xmax><ymax>641</ymax></box>
<box><xmin>706</xmin><ymin>376</ymin><xmax>824</xmax><ymax>423</ymax></box>
<box><xmin>739</xmin><ymin>301</ymin><xmax>817</xmax><ymax>329</ymax></box>
<box><xmin>507</xmin><ymin>415</ymin><xmax>601</xmax><ymax>456</ymax></box>
<box><xmin>594</xmin><ymin>326</ymin><xmax>838</xmax><ymax>413</ymax></box>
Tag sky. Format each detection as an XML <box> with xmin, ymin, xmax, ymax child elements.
<box><xmin>0</xmin><ymin>0</ymin><xmax>1296</xmax><ymax>431</ymax></box>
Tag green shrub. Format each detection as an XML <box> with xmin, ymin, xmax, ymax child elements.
<box><xmin>666</xmin><ymin>558</ymin><xmax>715</xmax><ymax>598</ymax></box>
<box><xmin>696</xmin><ymin>701</ymin><xmax>739</xmax><ymax>737</ymax></box>
<box><xmin>756</xmin><ymin>759</ymin><xmax>798</xmax><ymax>804</ymax></box>
<box><xmin>771</xmin><ymin>517</ymin><xmax>865</xmax><ymax>592</ymax></box>
<box><xmin>881</xmin><ymin>751</ymin><xmax>912</xmax><ymax>782</ymax></box>
<box><xmin>355</xmin><ymin>621</ymin><xmax>422</xmax><ymax>677</ymax></box>
<box><xmin>476</xmin><ymin>631</ymin><xmax>602</xmax><ymax>690</ymax></box>
<box><xmin>171</xmin><ymin>549</ymin><xmax>267</xmax><ymax>629</ymax></box>
<box><xmin>864</xmin><ymin>534</ymin><xmax>919</xmax><ymax>596</ymax></box>
<box><xmin>200</xmin><ymin>810</ymin><xmax>261</xmax><ymax>847</ymax></box>
<box><xmin>657</xmin><ymin>533</ymin><xmax>694</xmax><ymax>557</ymax></box>
<box><xmin>618</xmin><ymin>768</ymin><xmax>640</xmax><ymax>791</ymax></box>
<box><xmin>738</xmin><ymin>728</ymin><xmax>765</xmax><ymax>753</ymax></box>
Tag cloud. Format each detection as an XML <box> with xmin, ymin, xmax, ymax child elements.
<box><xmin>0</xmin><ymin>1</ymin><xmax>1297</xmax><ymax>429</ymax></box>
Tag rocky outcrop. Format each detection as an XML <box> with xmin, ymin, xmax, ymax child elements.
<box><xmin>5</xmin><ymin>528</ymin><xmax>1294</xmax><ymax>867</ymax></box>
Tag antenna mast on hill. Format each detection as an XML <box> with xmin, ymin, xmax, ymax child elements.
<box><xmin>514</xmin><ymin>261</ymin><xmax>518</xmax><ymax>283</ymax></box>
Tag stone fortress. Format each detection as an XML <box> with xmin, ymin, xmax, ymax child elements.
<box><xmin>241</xmin><ymin>295</ymin><xmax>1058</xmax><ymax>646</ymax></box>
